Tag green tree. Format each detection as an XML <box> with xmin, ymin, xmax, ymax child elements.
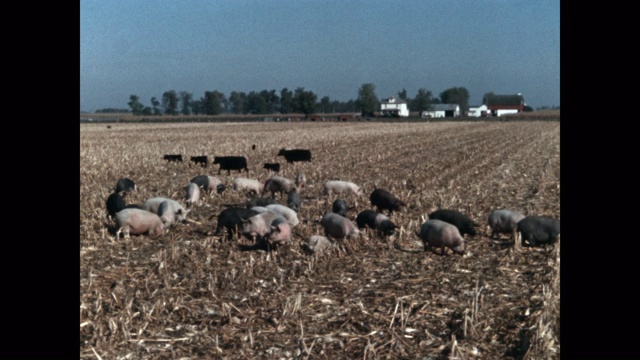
<box><xmin>411</xmin><ymin>88</ymin><xmax>433</xmax><ymax>113</ymax></box>
<box><xmin>201</xmin><ymin>91</ymin><xmax>225</xmax><ymax>115</ymax></box>
<box><xmin>260</xmin><ymin>89</ymin><xmax>280</xmax><ymax>114</ymax></box>
<box><xmin>127</xmin><ymin>95</ymin><xmax>145</xmax><ymax>115</ymax></box>
<box><xmin>280</xmin><ymin>88</ymin><xmax>293</xmax><ymax>114</ymax></box>
<box><xmin>180</xmin><ymin>91</ymin><xmax>192</xmax><ymax>115</ymax></box>
<box><xmin>482</xmin><ymin>92</ymin><xmax>496</xmax><ymax>105</ymax></box>
<box><xmin>292</xmin><ymin>87</ymin><xmax>317</xmax><ymax>116</ymax></box>
<box><xmin>229</xmin><ymin>91</ymin><xmax>247</xmax><ymax>114</ymax></box>
<box><xmin>320</xmin><ymin>96</ymin><xmax>331</xmax><ymax>113</ymax></box>
<box><xmin>440</xmin><ymin>87</ymin><xmax>470</xmax><ymax>112</ymax></box>
<box><xmin>151</xmin><ymin>97</ymin><xmax>162</xmax><ymax>115</ymax></box>
<box><xmin>398</xmin><ymin>89</ymin><xmax>408</xmax><ymax>101</ymax></box>
<box><xmin>246</xmin><ymin>91</ymin><xmax>268</xmax><ymax>114</ymax></box>
<box><xmin>162</xmin><ymin>90</ymin><xmax>179</xmax><ymax>115</ymax></box>
<box><xmin>355</xmin><ymin>83</ymin><xmax>379</xmax><ymax>117</ymax></box>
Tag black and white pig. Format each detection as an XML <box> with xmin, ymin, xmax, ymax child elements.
<box><xmin>320</xmin><ymin>212</ymin><xmax>360</xmax><ymax>240</ymax></box>
<box><xmin>370</xmin><ymin>188</ymin><xmax>406</xmax><ymax>215</ymax></box>
<box><xmin>332</xmin><ymin>199</ymin><xmax>349</xmax><ymax>217</ymax></box>
<box><xmin>115</xmin><ymin>208</ymin><xmax>164</xmax><ymax>239</ymax></box>
<box><xmin>487</xmin><ymin>209</ymin><xmax>525</xmax><ymax>240</ymax></box>
<box><xmin>287</xmin><ymin>190</ymin><xmax>301</xmax><ymax>212</ymax></box>
<box><xmin>428</xmin><ymin>209</ymin><xmax>478</xmax><ymax>237</ymax></box>
<box><xmin>262</xmin><ymin>176</ymin><xmax>297</xmax><ymax>198</ymax></box>
<box><xmin>356</xmin><ymin>210</ymin><xmax>398</xmax><ymax>236</ymax></box>
<box><xmin>516</xmin><ymin>216</ymin><xmax>560</xmax><ymax>247</ymax></box>
<box><xmin>212</xmin><ymin>207</ymin><xmax>260</xmax><ymax>240</ymax></box>
<box><xmin>415</xmin><ymin>219</ymin><xmax>466</xmax><ymax>255</ymax></box>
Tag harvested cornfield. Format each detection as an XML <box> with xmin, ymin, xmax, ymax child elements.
<box><xmin>80</xmin><ymin>121</ymin><xmax>560</xmax><ymax>359</ymax></box>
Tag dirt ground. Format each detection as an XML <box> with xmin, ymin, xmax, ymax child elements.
<box><xmin>80</xmin><ymin>120</ymin><xmax>560</xmax><ymax>359</ymax></box>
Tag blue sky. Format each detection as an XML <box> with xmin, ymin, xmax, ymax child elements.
<box><xmin>80</xmin><ymin>0</ymin><xmax>559</xmax><ymax>112</ymax></box>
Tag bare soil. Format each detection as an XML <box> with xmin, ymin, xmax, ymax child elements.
<box><xmin>80</xmin><ymin>121</ymin><xmax>560</xmax><ymax>359</ymax></box>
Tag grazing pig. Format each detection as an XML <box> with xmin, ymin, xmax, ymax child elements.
<box><xmin>213</xmin><ymin>207</ymin><xmax>260</xmax><ymax>240</ymax></box>
<box><xmin>184</xmin><ymin>182</ymin><xmax>201</xmax><ymax>208</ymax></box>
<box><xmin>332</xmin><ymin>199</ymin><xmax>348</xmax><ymax>217</ymax></box>
<box><xmin>295</xmin><ymin>172</ymin><xmax>306</xmax><ymax>191</ymax></box>
<box><xmin>263</xmin><ymin>162</ymin><xmax>280</xmax><ymax>173</ymax></box>
<box><xmin>516</xmin><ymin>216</ymin><xmax>560</xmax><ymax>246</ymax></box>
<box><xmin>246</xmin><ymin>196</ymin><xmax>278</xmax><ymax>208</ymax></box>
<box><xmin>213</xmin><ymin>156</ymin><xmax>249</xmax><ymax>175</ymax></box>
<box><xmin>323</xmin><ymin>180</ymin><xmax>362</xmax><ymax>197</ymax></box>
<box><xmin>142</xmin><ymin>197</ymin><xmax>189</xmax><ymax>227</ymax></box>
<box><xmin>266</xmin><ymin>218</ymin><xmax>292</xmax><ymax>246</ymax></box>
<box><xmin>370</xmin><ymin>188</ymin><xmax>406</xmax><ymax>215</ymax></box>
<box><xmin>487</xmin><ymin>209</ymin><xmax>525</xmax><ymax>240</ymax></box>
<box><xmin>114</xmin><ymin>177</ymin><xmax>136</xmax><ymax>194</ymax></box>
<box><xmin>232</xmin><ymin>177</ymin><xmax>264</xmax><ymax>196</ymax></box>
<box><xmin>277</xmin><ymin>148</ymin><xmax>312</xmax><ymax>163</ymax></box>
<box><xmin>287</xmin><ymin>190</ymin><xmax>301</xmax><ymax>212</ymax></box>
<box><xmin>263</xmin><ymin>176</ymin><xmax>297</xmax><ymax>198</ymax></box>
<box><xmin>356</xmin><ymin>210</ymin><xmax>398</xmax><ymax>236</ymax></box>
<box><xmin>428</xmin><ymin>209</ymin><xmax>478</xmax><ymax>237</ymax></box>
<box><xmin>320</xmin><ymin>212</ymin><xmax>360</xmax><ymax>240</ymax></box>
<box><xmin>106</xmin><ymin>192</ymin><xmax>126</xmax><ymax>219</ymax></box>
<box><xmin>190</xmin><ymin>175</ymin><xmax>224</xmax><ymax>194</ymax></box>
<box><xmin>241</xmin><ymin>211</ymin><xmax>287</xmax><ymax>240</ymax></box>
<box><xmin>115</xmin><ymin>208</ymin><xmax>164</xmax><ymax>239</ymax></box>
<box><xmin>415</xmin><ymin>219</ymin><xmax>466</xmax><ymax>255</ymax></box>
<box><xmin>301</xmin><ymin>235</ymin><xmax>334</xmax><ymax>255</ymax></box>
<box><xmin>265</xmin><ymin>204</ymin><xmax>299</xmax><ymax>227</ymax></box>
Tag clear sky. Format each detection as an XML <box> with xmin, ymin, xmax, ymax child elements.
<box><xmin>80</xmin><ymin>0</ymin><xmax>559</xmax><ymax>112</ymax></box>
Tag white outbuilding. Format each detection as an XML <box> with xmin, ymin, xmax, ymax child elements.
<box><xmin>421</xmin><ymin>104</ymin><xmax>461</xmax><ymax>118</ymax></box>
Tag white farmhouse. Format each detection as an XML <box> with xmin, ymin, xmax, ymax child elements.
<box><xmin>421</xmin><ymin>104</ymin><xmax>461</xmax><ymax>118</ymax></box>
<box><xmin>380</xmin><ymin>97</ymin><xmax>409</xmax><ymax>117</ymax></box>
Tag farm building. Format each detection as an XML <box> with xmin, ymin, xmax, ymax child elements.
<box><xmin>380</xmin><ymin>97</ymin><xmax>409</xmax><ymax>117</ymax></box>
<box><xmin>421</xmin><ymin>104</ymin><xmax>461</xmax><ymax>118</ymax></box>
<box><xmin>486</xmin><ymin>94</ymin><xmax>525</xmax><ymax>117</ymax></box>
<box><xmin>467</xmin><ymin>104</ymin><xmax>489</xmax><ymax>117</ymax></box>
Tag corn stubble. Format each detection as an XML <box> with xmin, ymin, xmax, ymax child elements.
<box><xmin>80</xmin><ymin>120</ymin><xmax>560</xmax><ymax>359</ymax></box>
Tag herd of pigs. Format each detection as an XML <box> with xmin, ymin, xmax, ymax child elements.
<box><xmin>104</xmin><ymin>151</ymin><xmax>560</xmax><ymax>256</ymax></box>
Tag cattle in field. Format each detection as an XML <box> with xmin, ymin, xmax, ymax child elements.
<box><xmin>213</xmin><ymin>156</ymin><xmax>249</xmax><ymax>175</ymax></box>
<box><xmin>277</xmin><ymin>148</ymin><xmax>312</xmax><ymax>163</ymax></box>
<box><xmin>163</xmin><ymin>154</ymin><xmax>183</xmax><ymax>162</ymax></box>
<box><xmin>263</xmin><ymin>162</ymin><xmax>281</xmax><ymax>173</ymax></box>
<box><xmin>190</xmin><ymin>155</ymin><xmax>208</xmax><ymax>168</ymax></box>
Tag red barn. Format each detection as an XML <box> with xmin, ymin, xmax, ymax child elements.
<box><xmin>486</xmin><ymin>94</ymin><xmax>525</xmax><ymax>117</ymax></box>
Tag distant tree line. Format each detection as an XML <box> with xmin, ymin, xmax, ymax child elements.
<box><xmin>123</xmin><ymin>84</ymin><xmax>541</xmax><ymax>116</ymax></box>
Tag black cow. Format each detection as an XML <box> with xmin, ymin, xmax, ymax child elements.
<box><xmin>190</xmin><ymin>155</ymin><xmax>208</xmax><ymax>168</ymax></box>
<box><xmin>163</xmin><ymin>154</ymin><xmax>183</xmax><ymax>162</ymax></box>
<box><xmin>428</xmin><ymin>209</ymin><xmax>478</xmax><ymax>237</ymax></box>
<box><xmin>263</xmin><ymin>162</ymin><xmax>281</xmax><ymax>173</ymax></box>
<box><xmin>213</xmin><ymin>156</ymin><xmax>249</xmax><ymax>175</ymax></box>
<box><xmin>277</xmin><ymin>148</ymin><xmax>312</xmax><ymax>163</ymax></box>
<box><xmin>114</xmin><ymin>177</ymin><xmax>136</xmax><ymax>194</ymax></box>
